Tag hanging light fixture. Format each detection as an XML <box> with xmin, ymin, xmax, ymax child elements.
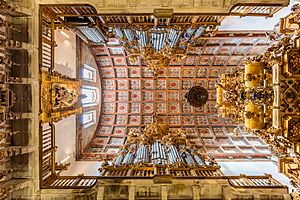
<box><xmin>185</xmin><ymin>86</ymin><xmax>209</xmax><ymax>107</ymax></box>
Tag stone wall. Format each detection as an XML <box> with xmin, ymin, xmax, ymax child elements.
<box><xmin>36</xmin><ymin>0</ymin><xmax>289</xmax><ymax>14</ymax></box>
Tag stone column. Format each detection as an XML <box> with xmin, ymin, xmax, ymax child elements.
<box><xmin>161</xmin><ymin>185</ymin><xmax>168</xmax><ymax>200</ymax></box>
<box><xmin>283</xmin><ymin>194</ymin><xmax>292</xmax><ymax>200</ymax></box>
<box><xmin>222</xmin><ymin>185</ymin><xmax>233</xmax><ymax>200</ymax></box>
<box><xmin>192</xmin><ymin>185</ymin><xmax>200</xmax><ymax>200</ymax></box>
<box><xmin>96</xmin><ymin>184</ymin><xmax>105</xmax><ymax>200</ymax></box>
<box><xmin>34</xmin><ymin>190</ymin><xmax>41</xmax><ymax>200</ymax></box>
<box><xmin>129</xmin><ymin>185</ymin><xmax>136</xmax><ymax>200</ymax></box>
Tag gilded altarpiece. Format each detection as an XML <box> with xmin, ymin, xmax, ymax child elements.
<box><xmin>215</xmin><ymin>4</ymin><xmax>300</xmax><ymax>189</ymax></box>
<box><xmin>40</xmin><ymin>71</ymin><xmax>82</xmax><ymax>123</ymax></box>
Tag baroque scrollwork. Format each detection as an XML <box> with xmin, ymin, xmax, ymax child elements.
<box><xmin>217</xmin><ymin>5</ymin><xmax>300</xmax><ymax>189</ymax></box>
<box><xmin>40</xmin><ymin>70</ymin><xmax>82</xmax><ymax>123</ymax></box>
<box><xmin>99</xmin><ymin>115</ymin><xmax>221</xmax><ymax>177</ymax></box>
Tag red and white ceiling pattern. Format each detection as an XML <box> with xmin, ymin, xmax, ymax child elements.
<box><xmin>81</xmin><ymin>32</ymin><xmax>273</xmax><ymax>160</ymax></box>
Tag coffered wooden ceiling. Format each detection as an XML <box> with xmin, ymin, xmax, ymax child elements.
<box><xmin>79</xmin><ymin>31</ymin><xmax>273</xmax><ymax>160</ymax></box>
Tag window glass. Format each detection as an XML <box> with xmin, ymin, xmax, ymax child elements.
<box><xmin>81</xmin><ymin>85</ymin><xmax>99</xmax><ymax>107</ymax></box>
<box><xmin>82</xmin><ymin>110</ymin><xmax>96</xmax><ymax>128</ymax></box>
<box><xmin>82</xmin><ymin>64</ymin><xmax>96</xmax><ymax>82</ymax></box>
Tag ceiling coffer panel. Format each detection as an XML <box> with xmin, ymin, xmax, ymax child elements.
<box><xmin>79</xmin><ymin>31</ymin><xmax>273</xmax><ymax>160</ymax></box>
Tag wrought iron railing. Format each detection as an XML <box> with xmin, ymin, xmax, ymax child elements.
<box><xmin>229</xmin><ymin>175</ymin><xmax>285</xmax><ymax>188</ymax></box>
<box><xmin>48</xmin><ymin>176</ymin><xmax>97</xmax><ymax>189</ymax></box>
<box><xmin>40</xmin><ymin>123</ymin><xmax>55</xmax><ymax>185</ymax></box>
<box><xmin>42</xmin><ymin>4</ymin><xmax>97</xmax><ymax>17</ymax></box>
<box><xmin>100</xmin><ymin>165</ymin><xmax>223</xmax><ymax>178</ymax></box>
<box><xmin>39</xmin><ymin>5</ymin><xmax>98</xmax><ymax>189</ymax></box>
<box><xmin>230</xmin><ymin>5</ymin><xmax>283</xmax><ymax>17</ymax></box>
<box><xmin>40</xmin><ymin>21</ymin><xmax>53</xmax><ymax>72</ymax></box>
<box><xmin>37</xmin><ymin>3</ymin><xmax>289</xmax><ymax>190</ymax></box>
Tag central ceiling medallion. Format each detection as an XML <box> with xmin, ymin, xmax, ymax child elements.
<box><xmin>185</xmin><ymin>86</ymin><xmax>208</xmax><ymax>107</ymax></box>
<box><xmin>113</xmin><ymin>16</ymin><xmax>216</xmax><ymax>78</ymax></box>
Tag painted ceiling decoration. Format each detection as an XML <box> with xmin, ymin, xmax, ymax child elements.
<box><xmin>41</xmin><ymin>4</ymin><xmax>290</xmax><ymax>162</ymax></box>
<box><xmin>78</xmin><ymin>31</ymin><xmax>274</xmax><ymax>161</ymax></box>
<box><xmin>35</xmin><ymin>2</ymin><xmax>298</xmax><ymax>194</ymax></box>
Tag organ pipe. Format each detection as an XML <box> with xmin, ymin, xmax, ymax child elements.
<box><xmin>114</xmin><ymin>27</ymin><xmax>123</xmax><ymax>38</ymax></box>
<box><xmin>194</xmin><ymin>26</ymin><xmax>206</xmax><ymax>38</ymax></box>
<box><xmin>122</xmin><ymin>152</ymin><xmax>131</xmax><ymax>165</ymax></box>
<box><xmin>115</xmin><ymin>154</ymin><xmax>124</xmax><ymax>166</ymax></box>
<box><xmin>112</xmin><ymin>25</ymin><xmax>209</xmax><ymax>78</ymax></box>
<box><xmin>100</xmin><ymin>119</ymin><xmax>220</xmax><ymax>177</ymax></box>
<box><xmin>124</xmin><ymin>29</ymin><xmax>134</xmax><ymax>41</ymax></box>
<box><xmin>118</xmin><ymin>141</ymin><xmax>209</xmax><ymax>167</ymax></box>
<box><xmin>182</xmin><ymin>151</ymin><xmax>195</xmax><ymax>165</ymax></box>
<box><xmin>194</xmin><ymin>154</ymin><xmax>204</xmax><ymax>165</ymax></box>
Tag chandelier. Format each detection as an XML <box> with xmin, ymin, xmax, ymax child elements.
<box><xmin>114</xmin><ymin>25</ymin><xmax>208</xmax><ymax>77</ymax></box>
<box><xmin>185</xmin><ymin>86</ymin><xmax>209</xmax><ymax>107</ymax></box>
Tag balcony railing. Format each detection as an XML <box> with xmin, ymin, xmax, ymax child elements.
<box><xmin>229</xmin><ymin>175</ymin><xmax>285</xmax><ymax>188</ymax></box>
<box><xmin>230</xmin><ymin>5</ymin><xmax>283</xmax><ymax>17</ymax></box>
<box><xmin>38</xmin><ymin>4</ymin><xmax>289</xmax><ymax>190</ymax></box>
<box><xmin>39</xmin><ymin>6</ymin><xmax>98</xmax><ymax>189</ymax></box>
<box><xmin>100</xmin><ymin>165</ymin><xmax>223</xmax><ymax>178</ymax></box>
<box><xmin>48</xmin><ymin>176</ymin><xmax>97</xmax><ymax>189</ymax></box>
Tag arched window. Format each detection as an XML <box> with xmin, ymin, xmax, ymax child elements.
<box><xmin>81</xmin><ymin>110</ymin><xmax>96</xmax><ymax>128</ymax></box>
<box><xmin>82</xmin><ymin>64</ymin><xmax>96</xmax><ymax>82</ymax></box>
<box><xmin>81</xmin><ymin>85</ymin><xmax>99</xmax><ymax>107</ymax></box>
